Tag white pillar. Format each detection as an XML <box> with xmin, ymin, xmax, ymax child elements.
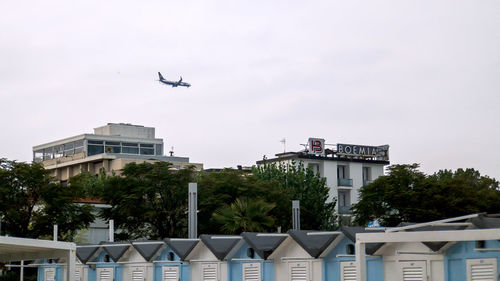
<box><xmin>67</xmin><ymin>249</ymin><xmax>76</xmax><ymax>281</ymax></box>
<box><xmin>355</xmin><ymin>241</ymin><xmax>366</xmax><ymax>281</ymax></box>
<box><xmin>188</xmin><ymin>183</ymin><xmax>198</xmax><ymax>239</ymax></box>
<box><xmin>109</xmin><ymin>220</ymin><xmax>114</xmax><ymax>242</ymax></box>
<box><xmin>19</xmin><ymin>260</ymin><xmax>23</xmax><ymax>281</ymax></box>
<box><xmin>53</xmin><ymin>225</ymin><xmax>58</xmax><ymax>241</ymax></box>
<box><xmin>292</xmin><ymin>200</ymin><xmax>300</xmax><ymax>230</ymax></box>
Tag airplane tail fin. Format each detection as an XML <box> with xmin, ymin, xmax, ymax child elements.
<box><xmin>158</xmin><ymin>72</ymin><xmax>165</xmax><ymax>80</ymax></box>
<box><xmin>178</xmin><ymin>76</ymin><xmax>183</xmax><ymax>83</ymax></box>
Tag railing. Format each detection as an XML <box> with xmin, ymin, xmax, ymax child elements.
<box><xmin>338</xmin><ymin>206</ymin><xmax>352</xmax><ymax>214</ymax></box>
<box><xmin>363</xmin><ymin>180</ymin><xmax>373</xmax><ymax>186</ymax></box>
<box><xmin>338</xmin><ymin>178</ymin><xmax>353</xmax><ymax>186</ymax></box>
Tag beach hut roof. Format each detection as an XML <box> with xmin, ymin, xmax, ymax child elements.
<box><xmin>164</xmin><ymin>238</ymin><xmax>199</xmax><ymax>260</ymax></box>
<box><xmin>199</xmin><ymin>235</ymin><xmax>241</xmax><ymax>261</ymax></box>
<box><xmin>241</xmin><ymin>232</ymin><xmax>287</xmax><ymax>259</ymax></box>
<box><xmin>340</xmin><ymin>226</ymin><xmax>385</xmax><ymax>255</ymax></box>
<box><xmin>131</xmin><ymin>240</ymin><xmax>164</xmax><ymax>261</ymax></box>
<box><xmin>288</xmin><ymin>230</ymin><xmax>340</xmax><ymax>258</ymax></box>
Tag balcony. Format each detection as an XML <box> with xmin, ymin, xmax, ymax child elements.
<box><xmin>363</xmin><ymin>180</ymin><xmax>373</xmax><ymax>186</ymax></box>
<box><xmin>338</xmin><ymin>205</ymin><xmax>352</xmax><ymax>214</ymax></box>
<box><xmin>338</xmin><ymin>178</ymin><xmax>353</xmax><ymax>187</ymax></box>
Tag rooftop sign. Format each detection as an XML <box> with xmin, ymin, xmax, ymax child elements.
<box><xmin>307</xmin><ymin>138</ymin><xmax>325</xmax><ymax>156</ymax></box>
<box><xmin>337</xmin><ymin>143</ymin><xmax>389</xmax><ymax>160</ymax></box>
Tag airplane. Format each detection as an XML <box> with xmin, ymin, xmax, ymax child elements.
<box><xmin>157</xmin><ymin>72</ymin><xmax>191</xmax><ymax>88</ymax></box>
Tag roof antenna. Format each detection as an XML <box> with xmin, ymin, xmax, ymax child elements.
<box><xmin>169</xmin><ymin>146</ymin><xmax>174</xmax><ymax>156</ymax></box>
<box><xmin>280</xmin><ymin>138</ymin><xmax>286</xmax><ymax>153</ymax></box>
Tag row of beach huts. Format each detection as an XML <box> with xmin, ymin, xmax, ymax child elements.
<box><xmin>37</xmin><ymin>214</ymin><xmax>500</xmax><ymax>281</ymax></box>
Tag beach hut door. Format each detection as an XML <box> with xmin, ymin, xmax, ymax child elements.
<box><xmin>131</xmin><ymin>266</ymin><xmax>145</xmax><ymax>281</ymax></box>
<box><xmin>288</xmin><ymin>261</ymin><xmax>310</xmax><ymax>281</ymax></box>
<box><xmin>44</xmin><ymin>268</ymin><xmax>56</xmax><ymax>281</ymax></box>
<box><xmin>201</xmin><ymin>263</ymin><xmax>218</xmax><ymax>281</ymax></box>
<box><xmin>75</xmin><ymin>266</ymin><xmax>87</xmax><ymax>281</ymax></box>
<box><xmin>400</xmin><ymin>261</ymin><xmax>427</xmax><ymax>281</ymax></box>
<box><xmin>242</xmin><ymin>262</ymin><xmax>261</xmax><ymax>281</ymax></box>
<box><xmin>466</xmin><ymin>258</ymin><xmax>498</xmax><ymax>281</ymax></box>
<box><xmin>97</xmin><ymin>267</ymin><xmax>114</xmax><ymax>281</ymax></box>
<box><xmin>162</xmin><ymin>266</ymin><xmax>179</xmax><ymax>281</ymax></box>
<box><xmin>340</xmin><ymin>261</ymin><xmax>357</xmax><ymax>281</ymax></box>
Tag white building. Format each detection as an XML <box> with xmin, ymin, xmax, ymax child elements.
<box><xmin>256</xmin><ymin>138</ymin><xmax>389</xmax><ymax>218</ymax></box>
<box><xmin>32</xmin><ymin>123</ymin><xmax>203</xmax><ymax>243</ymax></box>
<box><xmin>33</xmin><ymin>123</ymin><xmax>203</xmax><ymax>182</ymax></box>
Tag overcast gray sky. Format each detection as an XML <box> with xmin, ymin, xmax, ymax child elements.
<box><xmin>1</xmin><ymin>0</ymin><xmax>499</xmax><ymax>179</ymax></box>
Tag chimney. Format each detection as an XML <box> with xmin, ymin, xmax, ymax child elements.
<box><xmin>188</xmin><ymin>183</ymin><xmax>198</xmax><ymax>239</ymax></box>
<box><xmin>292</xmin><ymin>200</ymin><xmax>300</xmax><ymax>230</ymax></box>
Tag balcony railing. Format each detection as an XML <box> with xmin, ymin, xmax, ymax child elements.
<box><xmin>338</xmin><ymin>178</ymin><xmax>353</xmax><ymax>187</ymax></box>
<box><xmin>363</xmin><ymin>180</ymin><xmax>373</xmax><ymax>186</ymax></box>
<box><xmin>338</xmin><ymin>205</ymin><xmax>352</xmax><ymax>214</ymax></box>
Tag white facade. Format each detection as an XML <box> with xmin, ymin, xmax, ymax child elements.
<box><xmin>185</xmin><ymin>242</ymin><xmax>229</xmax><ymax>281</ymax></box>
<box><xmin>257</xmin><ymin>141</ymin><xmax>389</xmax><ymax>217</ymax></box>
<box><xmin>378</xmin><ymin>242</ymin><xmax>444</xmax><ymax>281</ymax></box>
<box><xmin>267</xmin><ymin>236</ymin><xmax>323</xmax><ymax>281</ymax></box>
<box><xmin>118</xmin><ymin>247</ymin><xmax>154</xmax><ymax>281</ymax></box>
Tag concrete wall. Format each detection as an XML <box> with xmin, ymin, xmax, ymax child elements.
<box><xmin>94</xmin><ymin>124</ymin><xmax>155</xmax><ymax>139</ymax></box>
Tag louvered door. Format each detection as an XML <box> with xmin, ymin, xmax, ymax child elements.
<box><xmin>201</xmin><ymin>263</ymin><xmax>218</xmax><ymax>281</ymax></box>
<box><xmin>97</xmin><ymin>267</ymin><xmax>114</xmax><ymax>281</ymax></box>
<box><xmin>288</xmin><ymin>262</ymin><xmax>310</xmax><ymax>281</ymax></box>
<box><xmin>400</xmin><ymin>261</ymin><xmax>427</xmax><ymax>281</ymax></box>
<box><xmin>131</xmin><ymin>266</ymin><xmax>145</xmax><ymax>281</ymax></box>
<box><xmin>340</xmin><ymin>261</ymin><xmax>357</xmax><ymax>281</ymax></box>
<box><xmin>242</xmin><ymin>262</ymin><xmax>261</xmax><ymax>281</ymax></box>
<box><xmin>75</xmin><ymin>266</ymin><xmax>87</xmax><ymax>281</ymax></box>
<box><xmin>44</xmin><ymin>268</ymin><xmax>56</xmax><ymax>281</ymax></box>
<box><xmin>466</xmin><ymin>258</ymin><xmax>498</xmax><ymax>281</ymax></box>
<box><xmin>162</xmin><ymin>266</ymin><xmax>179</xmax><ymax>281</ymax></box>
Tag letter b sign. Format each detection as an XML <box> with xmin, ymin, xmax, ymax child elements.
<box><xmin>308</xmin><ymin>138</ymin><xmax>325</xmax><ymax>156</ymax></box>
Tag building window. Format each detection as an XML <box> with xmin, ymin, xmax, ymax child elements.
<box><xmin>308</xmin><ymin>163</ymin><xmax>320</xmax><ymax>175</ymax></box>
<box><xmin>338</xmin><ymin>190</ymin><xmax>351</xmax><ymax>214</ymax></box>
<box><xmin>140</xmin><ymin>143</ymin><xmax>154</xmax><ymax>155</ymax></box>
<box><xmin>337</xmin><ymin>165</ymin><xmax>352</xmax><ymax>186</ymax></box>
<box><xmin>363</xmin><ymin>167</ymin><xmax>372</xmax><ymax>186</ymax></box>
<box><xmin>87</xmin><ymin>140</ymin><xmax>104</xmax><ymax>156</ymax></box>
<box><xmin>122</xmin><ymin>143</ymin><xmax>139</xmax><ymax>154</ymax></box>
<box><xmin>105</xmin><ymin>141</ymin><xmax>121</xmax><ymax>153</ymax></box>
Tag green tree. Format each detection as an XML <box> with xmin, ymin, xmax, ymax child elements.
<box><xmin>252</xmin><ymin>160</ymin><xmax>337</xmax><ymax>231</ymax></box>
<box><xmin>0</xmin><ymin>159</ymin><xmax>94</xmax><ymax>240</ymax></box>
<box><xmin>352</xmin><ymin>164</ymin><xmax>500</xmax><ymax>226</ymax></box>
<box><xmin>213</xmin><ymin>198</ymin><xmax>275</xmax><ymax>234</ymax></box>
<box><xmin>99</xmin><ymin>162</ymin><xmax>195</xmax><ymax>239</ymax></box>
<box><xmin>197</xmin><ymin>169</ymin><xmax>270</xmax><ymax>234</ymax></box>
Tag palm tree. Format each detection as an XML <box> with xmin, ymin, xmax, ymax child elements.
<box><xmin>213</xmin><ymin>198</ymin><xmax>275</xmax><ymax>234</ymax></box>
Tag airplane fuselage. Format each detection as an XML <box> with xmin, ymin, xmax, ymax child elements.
<box><xmin>158</xmin><ymin>72</ymin><xmax>191</xmax><ymax>88</ymax></box>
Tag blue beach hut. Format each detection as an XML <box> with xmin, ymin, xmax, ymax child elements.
<box><xmin>444</xmin><ymin>215</ymin><xmax>500</xmax><ymax>281</ymax></box>
<box><xmin>321</xmin><ymin>227</ymin><xmax>384</xmax><ymax>281</ymax></box>
<box><xmin>37</xmin><ymin>259</ymin><xmax>65</xmax><ymax>281</ymax></box>
<box><xmin>86</xmin><ymin>242</ymin><xmax>129</xmax><ymax>281</ymax></box>
<box><xmin>226</xmin><ymin>232</ymin><xmax>287</xmax><ymax>281</ymax></box>
<box><xmin>153</xmin><ymin>238</ymin><xmax>198</xmax><ymax>281</ymax></box>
